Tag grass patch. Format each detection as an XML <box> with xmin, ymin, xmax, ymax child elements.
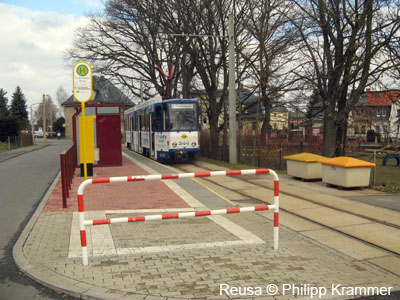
<box><xmin>372</xmin><ymin>164</ymin><xmax>400</xmax><ymax>193</ymax></box>
<box><xmin>358</xmin><ymin>155</ymin><xmax>400</xmax><ymax>193</ymax></box>
<box><xmin>0</xmin><ymin>142</ymin><xmax>9</xmax><ymax>152</ymax></box>
<box><xmin>372</xmin><ymin>185</ymin><xmax>400</xmax><ymax>193</ymax></box>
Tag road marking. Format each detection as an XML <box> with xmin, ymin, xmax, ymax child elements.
<box><xmin>123</xmin><ymin>152</ymin><xmax>204</xmax><ymax>208</ymax></box>
<box><xmin>117</xmin><ymin>240</ymin><xmax>263</xmax><ymax>256</ymax></box>
<box><xmin>69</xmin><ymin>211</ymin><xmax>117</xmax><ymax>258</ymax></box>
<box><xmin>192</xmin><ymin>177</ymin><xmax>237</xmax><ymax>206</ymax></box>
<box><xmin>68</xmin><ymin>152</ymin><xmax>264</xmax><ymax>259</ymax></box>
<box><xmin>123</xmin><ymin>151</ymin><xmax>237</xmax><ymax>207</ymax></box>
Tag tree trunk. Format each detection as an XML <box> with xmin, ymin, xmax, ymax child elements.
<box><xmin>322</xmin><ymin>109</ymin><xmax>337</xmax><ymax>157</ymax></box>
<box><xmin>209</xmin><ymin>116</ymin><xmax>220</xmax><ymax>160</ymax></box>
<box><xmin>222</xmin><ymin>98</ymin><xmax>228</xmax><ymax>162</ymax></box>
<box><xmin>260</xmin><ymin>95</ymin><xmax>271</xmax><ymax>144</ymax></box>
<box><xmin>335</xmin><ymin>118</ymin><xmax>348</xmax><ymax>156</ymax></box>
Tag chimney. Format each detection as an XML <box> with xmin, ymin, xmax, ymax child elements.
<box><xmin>366</xmin><ymin>88</ymin><xmax>371</xmax><ymax>92</ymax></box>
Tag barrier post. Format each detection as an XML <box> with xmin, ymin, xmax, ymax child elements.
<box><xmin>60</xmin><ymin>152</ymin><xmax>68</xmax><ymax>208</ymax></box>
<box><xmin>273</xmin><ymin>180</ymin><xmax>279</xmax><ymax>250</ymax></box>
<box><xmin>77</xmin><ymin>169</ymin><xmax>279</xmax><ymax>265</ymax></box>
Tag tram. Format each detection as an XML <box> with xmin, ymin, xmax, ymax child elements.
<box><xmin>124</xmin><ymin>98</ymin><xmax>199</xmax><ymax>162</ymax></box>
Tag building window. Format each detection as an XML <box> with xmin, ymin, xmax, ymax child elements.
<box><xmin>376</xmin><ymin>108</ymin><xmax>386</xmax><ymax>117</ymax></box>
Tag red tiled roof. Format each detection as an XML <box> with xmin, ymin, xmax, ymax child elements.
<box><xmin>365</xmin><ymin>90</ymin><xmax>400</xmax><ymax>106</ymax></box>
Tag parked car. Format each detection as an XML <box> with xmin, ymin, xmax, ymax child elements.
<box><xmin>34</xmin><ymin>132</ymin><xmax>49</xmax><ymax>138</ymax></box>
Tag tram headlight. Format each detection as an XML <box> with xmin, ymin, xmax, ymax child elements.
<box><xmin>172</xmin><ymin>142</ymin><xmax>177</xmax><ymax>148</ymax></box>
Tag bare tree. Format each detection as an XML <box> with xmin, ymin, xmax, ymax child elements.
<box><xmin>56</xmin><ymin>85</ymin><xmax>68</xmax><ymax>116</ymax></box>
<box><xmin>242</xmin><ymin>0</ymin><xmax>300</xmax><ymax>140</ymax></box>
<box><xmin>288</xmin><ymin>0</ymin><xmax>400</xmax><ymax>156</ymax></box>
<box><xmin>65</xmin><ymin>0</ymin><xmax>184</xmax><ymax>101</ymax></box>
<box><xmin>158</xmin><ymin>0</ymin><xmax>252</xmax><ymax>159</ymax></box>
<box><xmin>34</xmin><ymin>97</ymin><xmax>58</xmax><ymax>133</ymax></box>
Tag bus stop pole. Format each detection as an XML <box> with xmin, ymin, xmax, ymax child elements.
<box><xmin>82</xmin><ymin>102</ymin><xmax>87</xmax><ymax>180</ymax></box>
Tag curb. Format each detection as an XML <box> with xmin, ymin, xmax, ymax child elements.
<box><xmin>0</xmin><ymin>144</ymin><xmax>48</xmax><ymax>163</ymax></box>
<box><xmin>11</xmin><ymin>171</ymin><xmax>132</xmax><ymax>300</ymax></box>
<box><xmin>11</xmin><ymin>168</ymin><xmax>178</xmax><ymax>300</ymax></box>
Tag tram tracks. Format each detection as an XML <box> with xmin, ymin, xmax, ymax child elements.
<box><xmin>170</xmin><ymin>162</ymin><xmax>400</xmax><ymax>257</ymax></box>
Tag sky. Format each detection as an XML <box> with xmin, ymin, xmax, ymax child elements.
<box><xmin>0</xmin><ymin>0</ymin><xmax>104</xmax><ymax>117</ymax></box>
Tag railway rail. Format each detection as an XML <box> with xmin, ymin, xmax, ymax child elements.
<box><xmin>169</xmin><ymin>162</ymin><xmax>400</xmax><ymax>257</ymax></box>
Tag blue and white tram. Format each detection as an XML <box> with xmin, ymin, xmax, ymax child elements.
<box><xmin>124</xmin><ymin>98</ymin><xmax>199</xmax><ymax>162</ymax></box>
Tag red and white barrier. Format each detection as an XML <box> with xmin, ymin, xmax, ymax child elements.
<box><xmin>77</xmin><ymin>169</ymin><xmax>279</xmax><ymax>265</ymax></box>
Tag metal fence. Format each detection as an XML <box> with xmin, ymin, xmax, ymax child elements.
<box><xmin>60</xmin><ymin>144</ymin><xmax>77</xmax><ymax>208</ymax></box>
<box><xmin>199</xmin><ymin>129</ymin><xmax>323</xmax><ymax>171</ymax></box>
<box><xmin>0</xmin><ymin>136</ymin><xmax>23</xmax><ymax>150</ymax></box>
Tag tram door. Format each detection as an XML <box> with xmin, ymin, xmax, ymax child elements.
<box><xmin>137</xmin><ymin>114</ymin><xmax>141</xmax><ymax>151</ymax></box>
<box><xmin>153</xmin><ymin>104</ymin><xmax>164</xmax><ymax>159</ymax></box>
<box><xmin>150</xmin><ymin>112</ymin><xmax>154</xmax><ymax>158</ymax></box>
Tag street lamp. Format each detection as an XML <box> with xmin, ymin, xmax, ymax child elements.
<box><xmin>170</xmin><ymin>14</ymin><xmax>237</xmax><ymax>163</ymax></box>
<box><xmin>43</xmin><ymin>94</ymin><xmax>51</xmax><ymax>144</ymax></box>
<box><xmin>30</xmin><ymin>102</ymin><xmax>41</xmax><ymax>145</ymax></box>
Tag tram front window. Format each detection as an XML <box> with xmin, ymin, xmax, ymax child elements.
<box><xmin>168</xmin><ymin>103</ymin><xmax>197</xmax><ymax>131</ymax></box>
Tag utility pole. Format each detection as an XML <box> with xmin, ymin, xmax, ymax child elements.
<box><xmin>43</xmin><ymin>94</ymin><xmax>46</xmax><ymax>144</ymax></box>
<box><xmin>228</xmin><ymin>14</ymin><xmax>237</xmax><ymax>163</ymax></box>
<box><xmin>49</xmin><ymin>97</ymin><xmax>53</xmax><ymax>138</ymax></box>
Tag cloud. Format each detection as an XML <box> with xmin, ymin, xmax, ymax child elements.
<box><xmin>83</xmin><ymin>0</ymin><xmax>104</xmax><ymax>9</ymax></box>
<box><xmin>0</xmin><ymin>3</ymin><xmax>89</xmax><ymax>109</ymax></box>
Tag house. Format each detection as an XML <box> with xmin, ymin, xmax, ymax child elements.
<box><xmin>190</xmin><ymin>88</ymin><xmax>258</xmax><ymax>130</ymax></box>
<box><xmin>62</xmin><ymin>76</ymin><xmax>134</xmax><ymax>138</ymax></box>
<box><xmin>289</xmin><ymin>110</ymin><xmax>307</xmax><ymax>136</ymax></box>
<box><xmin>270</xmin><ymin>106</ymin><xmax>289</xmax><ymax>131</ymax></box>
<box><xmin>289</xmin><ymin>110</ymin><xmax>307</xmax><ymax>128</ymax></box>
<box><xmin>190</xmin><ymin>88</ymin><xmax>292</xmax><ymax>134</ymax></box>
<box><xmin>349</xmin><ymin>89</ymin><xmax>400</xmax><ymax>142</ymax></box>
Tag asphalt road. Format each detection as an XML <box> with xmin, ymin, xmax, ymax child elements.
<box><xmin>0</xmin><ymin>139</ymin><xmax>77</xmax><ymax>300</ymax></box>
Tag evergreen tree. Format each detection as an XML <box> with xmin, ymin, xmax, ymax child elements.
<box><xmin>0</xmin><ymin>88</ymin><xmax>9</xmax><ymax>117</ymax></box>
<box><xmin>53</xmin><ymin>116</ymin><xmax>65</xmax><ymax>136</ymax></box>
<box><xmin>306</xmin><ymin>89</ymin><xmax>323</xmax><ymax>121</ymax></box>
<box><xmin>9</xmin><ymin>86</ymin><xmax>29</xmax><ymax>128</ymax></box>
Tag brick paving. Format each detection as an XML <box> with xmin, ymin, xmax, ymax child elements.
<box><xmin>43</xmin><ymin>156</ymin><xmax>190</xmax><ymax>213</ymax></box>
<box><xmin>16</xmin><ymin>153</ymin><xmax>400</xmax><ymax>299</ymax></box>
<box><xmin>24</xmin><ymin>211</ymin><xmax>399</xmax><ymax>299</ymax></box>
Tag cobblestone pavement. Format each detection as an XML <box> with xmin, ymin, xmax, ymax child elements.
<box><xmin>14</xmin><ymin>151</ymin><xmax>400</xmax><ymax>300</ymax></box>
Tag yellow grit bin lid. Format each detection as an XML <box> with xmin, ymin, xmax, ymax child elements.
<box><xmin>283</xmin><ymin>152</ymin><xmax>329</xmax><ymax>163</ymax></box>
<box><xmin>319</xmin><ymin>156</ymin><xmax>376</xmax><ymax>168</ymax></box>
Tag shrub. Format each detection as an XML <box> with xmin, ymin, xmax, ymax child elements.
<box><xmin>0</xmin><ymin>116</ymin><xmax>20</xmax><ymax>142</ymax></box>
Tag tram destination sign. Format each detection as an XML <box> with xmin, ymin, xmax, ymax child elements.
<box><xmin>171</xmin><ymin>103</ymin><xmax>195</xmax><ymax>109</ymax></box>
<box><xmin>73</xmin><ymin>61</ymin><xmax>93</xmax><ymax>103</ymax></box>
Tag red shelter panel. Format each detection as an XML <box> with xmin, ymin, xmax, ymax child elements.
<box><xmin>97</xmin><ymin>114</ymin><xmax>122</xmax><ymax>166</ymax></box>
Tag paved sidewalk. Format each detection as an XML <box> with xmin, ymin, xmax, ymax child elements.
<box><xmin>0</xmin><ymin>143</ymin><xmax>47</xmax><ymax>162</ymax></box>
<box><xmin>13</xmin><ymin>152</ymin><xmax>400</xmax><ymax>299</ymax></box>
